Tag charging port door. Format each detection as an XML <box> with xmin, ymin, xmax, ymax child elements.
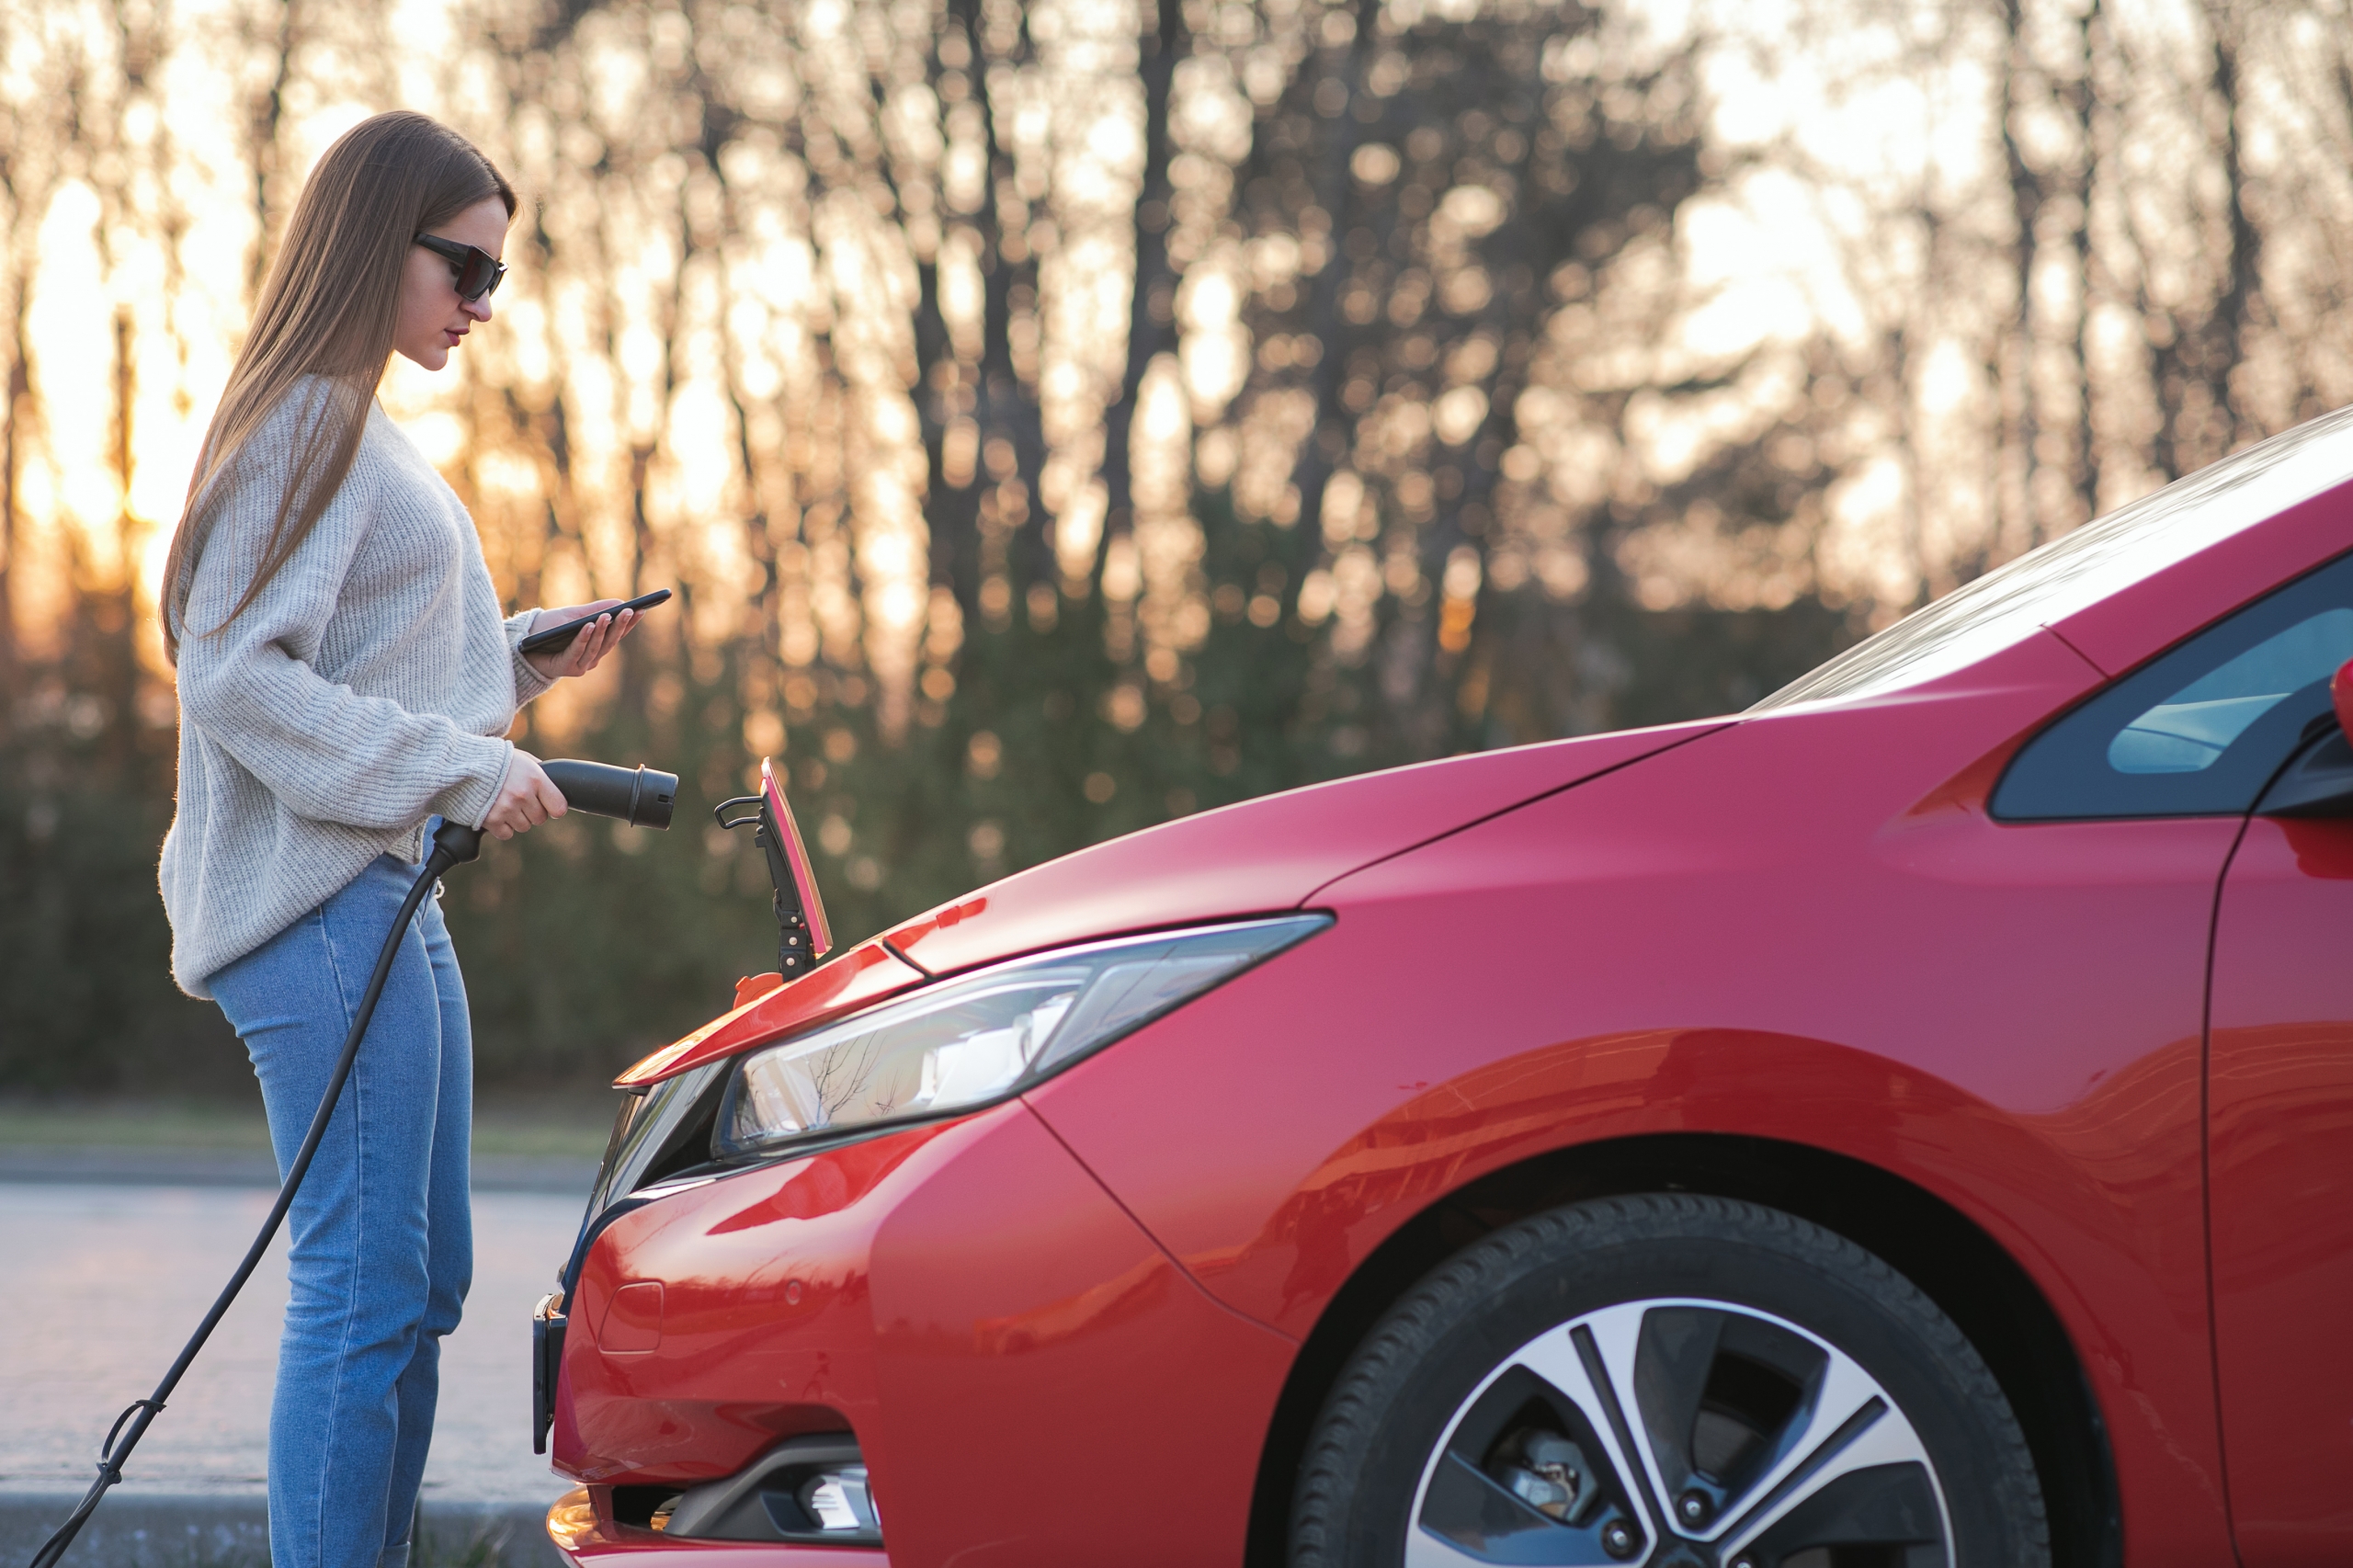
<box><xmin>713</xmin><ymin>757</ymin><xmax>833</xmax><ymax>981</ymax></box>
<box><xmin>532</xmin><ymin>1291</ymin><xmax>567</xmax><ymax>1454</ymax></box>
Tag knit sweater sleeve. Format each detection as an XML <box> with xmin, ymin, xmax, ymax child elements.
<box><xmin>506</xmin><ymin>609</ymin><xmax>559</xmax><ymax>705</ymax></box>
<box><xmin>175</xmin><ymin>403</ymin><xmax>514</xmax><ymax>833</ymax></box>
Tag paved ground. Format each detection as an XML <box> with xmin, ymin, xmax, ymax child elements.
<box><xmin>0</xmin><ymin>1181</ymin><xmax>587</xmax><ymax>1506</ymax></box>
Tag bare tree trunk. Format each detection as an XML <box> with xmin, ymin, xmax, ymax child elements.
<box><xmin>2208</xmin><ymin>9</ymin><xmax>2261</xmax><ymax>450</ymax></box>
<box><xmin>0</xmin><ymin>119</ymin><xmax>53</xmax><ymax>690</ymax></box>
<box><xmin>244</xmin><ymin>0</ymin><xmax>299</xmax><ymax>306</ymax></box>
<box><xmin>948</xmin><ymin>0</ymin><xmax>1051</xmax><ymax>595</ymax></box>
<box><xmin>1442</xmin><ymin>68</ymin><xmax>1547</xmax><ymax>754</ymax></box>
<box><xmin>2064</xmin><ymin>0</ymin><xmax>2103</xmax><ymax>523</ymax></box>
<box><xmin>2148</xmin><ymin>3</ymin><xmax>2259</xmax><ymax>481</ymax></box>
<box><xmin>1095</xmin><ymin>0</ymin><xmax>1186</xmax><ymax>607</ymax></box>
<box><xmin>1998</xmin><ymin>0</ymin><xmax>2042</xmax><ymax>547</ymax></box>
<box><xmin>915</xmin><ymin>10</ymin><xmax>983</xmax><ymax>619</ymax></box>
<box><xmin>106</xmin><ymin>305</ymin><xmax>145</xmax><ymax>778</ymax></box>
<box><xmin>1286</xmin><ymin>0</ymin><xmax>1389</xmax><ymax>560</ymax></box>
<box><xmin>1</xmin><ymin>285</ymin><xmax>25</xmax><ymax>686</ymax></box>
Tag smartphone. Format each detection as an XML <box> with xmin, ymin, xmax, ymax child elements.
<box><xmin>517</xmin><ymin>588</ymin><xmax>672</xmax><ymax>655</ymax></box>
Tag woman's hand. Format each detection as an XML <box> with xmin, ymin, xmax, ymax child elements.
<box><xmin>523</xmin><ymin>600</ymin><xmax>642</xmax><ymax>680</ymax></box>
<box><xmin>484</xmin><ymin>750</ymin><xmax>566</xmax><ymax>841</ymax></box>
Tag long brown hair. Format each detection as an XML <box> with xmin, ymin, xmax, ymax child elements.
<box><xmin>162</xmin><ymin>111</ymin><xmax>515</xmax><ymax>661</ymax></box>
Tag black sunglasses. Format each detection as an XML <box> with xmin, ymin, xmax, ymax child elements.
<box><xmin>413</xmin><ymin>233</ymin><xmax>506</xmax><ymax>302</ymax></box>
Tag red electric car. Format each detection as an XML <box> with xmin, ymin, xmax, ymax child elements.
<box><xmin>534</xmin><ymin>407</ymin><xmax>2353</xmax><ymax>1568</ymax></box>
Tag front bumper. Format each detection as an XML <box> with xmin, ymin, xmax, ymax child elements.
<box><xmin>544</xmin><ymin>1097</ymin><xmax>1298</xmax><ymax>1566</ymax></box>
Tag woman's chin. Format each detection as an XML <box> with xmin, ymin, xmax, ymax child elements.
<box><xmin>394</xmin><ymin>341</ymin><xmax>450</xmax><ymax>372</ymax></box>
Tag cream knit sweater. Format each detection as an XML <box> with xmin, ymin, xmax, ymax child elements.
<box><xmin>161</xmin><ymin>381</ymin><xmax>554</xmax><ymax>997</ymax></box>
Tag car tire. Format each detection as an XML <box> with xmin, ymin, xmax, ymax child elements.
<box><xmin>1288</xmin><ymin>1193</ymin><xmax>2049</xmax><ymax>1568</ymax></box>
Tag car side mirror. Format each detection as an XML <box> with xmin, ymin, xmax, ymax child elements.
<box><xmin>2259</xmin><ymin>656</ymin><xmax>2353</xmax><ymax>817</ymax></box>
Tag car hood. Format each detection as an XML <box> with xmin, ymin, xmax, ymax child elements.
<box><xmin>619</xmin><ymin>718</ymin><xmax>1725</xmax><ymax>1085</ymax></box>
<box><xmin>883</xmin><ymin>717</ymin><xmax>1728</xmax><ymax>975</ymax></box>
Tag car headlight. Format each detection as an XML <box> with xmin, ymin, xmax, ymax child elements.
<box><xmin>715</xmin><ymin>915</ymin><xmax>1329</xmax><ymax>1160</ymax></box>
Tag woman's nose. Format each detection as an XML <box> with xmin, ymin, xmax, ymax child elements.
<box><xmin>463</xmin><ymin>293</ymin><xmax>494</xmax><ymax>324</ymax></box>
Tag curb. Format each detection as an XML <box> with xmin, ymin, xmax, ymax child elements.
<box><xmin>0</xmin><ymin>1492</ymin><xmax>566</xmax><ymax>1568</ymax></box>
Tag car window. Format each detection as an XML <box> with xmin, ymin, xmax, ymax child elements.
<box><xmin>1993</xmin><ymin>550</ymin><xmax>2353</xmax><ymax>820</ymax></box>
<box><xmin>1752</xmin><ymin>404</ymin><xmax>2353</xmax><ymax>711</ymax></box>
<box><xmin>2108</xmin><ymin>609</ymin><xmax>2353</xmax><ymax>774</ymax></box>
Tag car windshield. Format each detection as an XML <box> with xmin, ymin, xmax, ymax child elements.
<box><xmin>1751</xmin><ymin>403</ymin><xmax>2353</xmax><ymax>711</ymax></box>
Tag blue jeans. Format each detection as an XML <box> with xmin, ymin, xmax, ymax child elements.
<box><xmin>209</xmin><ymin>850</ymin><xmax>472</xmax><ymax>1568</ymax></box>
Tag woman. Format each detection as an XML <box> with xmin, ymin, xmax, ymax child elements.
<box><xmin>158</xmin><ymin>111</ymin><xmax>636</xmax><ymax>1568</ymax></box>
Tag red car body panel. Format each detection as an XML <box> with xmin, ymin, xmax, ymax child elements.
<box><xmin>1029</xmin><ymin>633</ymin><xmax>2236</xmax><ymax>1564</ymax></box>
<box><xmin>557</xmin><ymin>1102</ymin><xmax>1296</xmax><ymax>1565</ymax></box>
<box><xmin>548</xmin><ymin>467</ymin><xmax>2353</xmax><ymax>1567</ymax></box>
<box><xmin>879</xmin><ymin>720</ymin><xmax>1725</xmax><ymax>978</ymax></box>
<box><xmin>616</xmin><ymin>940</ymin><xmax>927</xmax><ymax>1087</ymax></box>
<box><xmin>558</xmin><ymin>1122</ymin><xmax>930</xmax><ymax>1479</ymax></box>
<box><xmin>863</xmin><ymin>1104</ymin><xmax>1296</xmax><ymax>1567</ymax></box>
<box><xmin>2209</xmin><ymin>814</ymin><xmax>2353</xmax><ymax>1561</ymax></box>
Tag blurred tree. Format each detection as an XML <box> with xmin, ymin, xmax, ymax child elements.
<box><xmin>40</xmin><ymin>0</ymin><xmax>2353</xmax><ymax>1086</ymax></box>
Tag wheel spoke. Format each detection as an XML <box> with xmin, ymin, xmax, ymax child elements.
<box><xmin>1684</xmin><ymin>1341</ymin><xmax>1881</xmax><ymax>1532</ymax></box>
<box><xmin>1509</xmin><ymin>1322</ymin><xmax>1665</xmax><ymax>1528</ymax></box>
<box><xmin>1715</xmin><ymin>1388</ymin><xmax>1949</xmax><ymax>1565</ymax></box>
<box><xmin>1578</xmin><ymin>1302</ymin><xmax>1677</xmax><ymax>1526</ymax></box>
<box><xmin>1404</xmin><ymin>1516</ymin><xmax>1527</xmax><ymax>1568</ymax></box>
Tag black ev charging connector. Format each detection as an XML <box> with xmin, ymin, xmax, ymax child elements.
<box><xmin>27</xmin><ymin>760</ymin><xmax>678</xmax><ymax>1568</ymax></box>
<box><xmin>540</xmin><ymin>760</ymin><xmax>676</xmax><ymax>828</ymax></box>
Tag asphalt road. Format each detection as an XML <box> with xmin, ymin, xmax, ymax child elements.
<box><xmin>0</xmin><ymin>1182</ymin><xmax>586</xmax><ymax>1505</ymax></box>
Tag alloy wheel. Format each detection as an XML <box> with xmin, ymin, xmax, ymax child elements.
<box><xmin>1405</xmin><ymin>1297</ymin><xmax>1952</xmax><ymax>1568</ymax></box>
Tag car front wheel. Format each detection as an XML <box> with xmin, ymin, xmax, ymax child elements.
<box><xmin>1289</xmin><ymin>1193</ymin><xmax>2049</xmax><ymax>1568</ymax></box>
